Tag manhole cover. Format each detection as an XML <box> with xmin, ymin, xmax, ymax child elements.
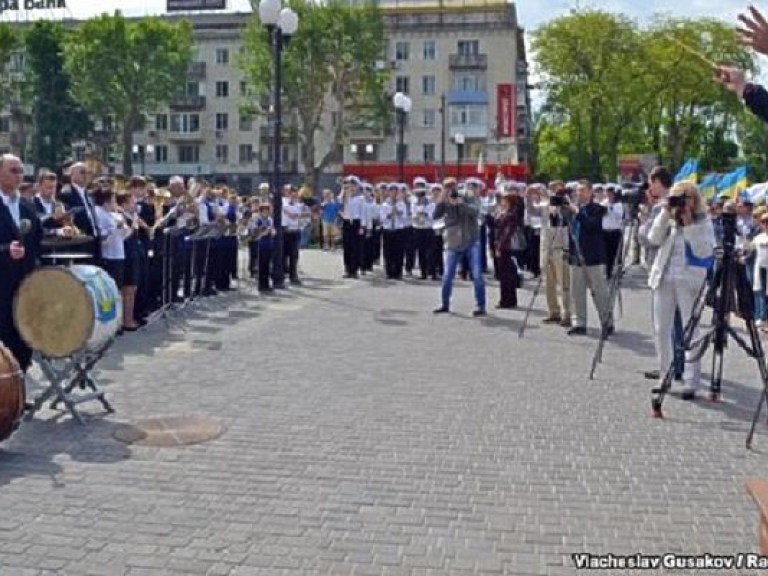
<box><xmin>113</xmin><ymin>416</ymin><xmax>225</xmax><ymax>447</ymax></box>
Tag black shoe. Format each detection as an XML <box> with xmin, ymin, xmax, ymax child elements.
<box><xmin>290</xmin><ymin>278</ymin><xmax>302</xmax><ymax>286</ymax></box>
<box><xmin>567</xmin><ymin>326</ymin><xmax>587</xmax><ymax>336</ymax></box>
<box><xmin>495</xmin><ymin>303</ymin><xmax>517</xmax><ymax>309</ymax></box>
<box><xmin>472</xmin><ymin>309</ymin><xmax>487</xmax><ymax>317</ymax></box>
<box><xmin>343</xmin><ymin>273</ymin><xmax>359</xmax><ymax>279</ymax></box>
<box><xmin>259</xmin><ymin>287</ymin><xmax>274</xmax><ymax>293</ymax></box>
<box><xmin>644</xmin><ymin>370</ymin><xmax>660</xmax><ymax>380</ymax></box>
<box><xmin>172</xmin><ymin>296</ymin><xmax>185</xmax><ymax>304</ymax></box>
<box><xmin>433</xmin><ymin>307</ymin><xmax>450</xmax><ymax>314</ymax></box>
<box><xmin>681</xmin><ymin>389</ymin><xmax>696</xmax><ymax>401</ymax></box>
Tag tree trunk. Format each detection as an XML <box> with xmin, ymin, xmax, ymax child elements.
<box><xmin>121</xmin><ymin>120</ymin><xmax>134</xmax><ymax>176</ymax></box>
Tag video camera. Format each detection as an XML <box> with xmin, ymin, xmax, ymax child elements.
<box><xmin>550</xmin><ymin>194</ymin><xmax>570</xmax><ymax>208</ymax></box>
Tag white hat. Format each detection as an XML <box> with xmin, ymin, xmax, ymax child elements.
<box><xmin>169</xmin><ymin>175</ymin><xmax>184</xmax><ymax>187</ymax></box>
<box><xmin>343</xmin><ymin>175</ymin><xmax>361</xmax><ymax>187</ymax></box>
<box><xmin>412</xmin><ymin>176</ymin><xmax>428</xmax><ymax>189</ymax></box>
<box><xmin>465</xmin><ymin>177</ymin><xmax>485</xmax><ymax>189</ymax></box>
<box><xmin>258</xmin><ymin>182</ymin><xmax>270</xmax><ymax>190</ymax></box>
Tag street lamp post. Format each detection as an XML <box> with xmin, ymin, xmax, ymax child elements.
<box><xmin>259</xmin><ymin>0</ymin><xmax>299</xmax><ymax>289</ymax></box>
<box><xmin>393</xmin><ymin>92</ymin><xmax>412</xmax><ymax>183</ymax></box>
<box><xmin>454</xmin><ymin>132</ymin><xmax>465</xmax><ymax>181</ymax></box>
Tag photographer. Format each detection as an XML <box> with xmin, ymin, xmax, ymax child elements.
<box><xmin>601</xmin><ymin>185</ymin><xmax>625</xmax><ymax>279</ymax></box>
<box><xmin>564</xmin><ymin>180</ymin><xmax>613</xmax><ymax>336</ymax></box>
<box><xmin>646</xmin><ymin>182</ymin><xmax>715</xmax><ymax>400</ymax></box>
<box><xmin>432</xmin><ymin>184</ymin><xmax>486</xmax><ymax>316</ymax></box>
<box><xmin>525</xmin><ymin>182</ymin><xmax>571</xmax><ymax>326</ymax></box>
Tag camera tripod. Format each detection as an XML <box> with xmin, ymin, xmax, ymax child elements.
<box><xmin>589</xmin><ymin>218</ymin><xmax>639</xmax><ymax>379</ymax></box>
<box><xmin>650</xmin><ymin>220</ymin><xmax>768</xmax><ymax>449</ymax></box>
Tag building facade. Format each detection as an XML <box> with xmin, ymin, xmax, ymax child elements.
<box><xmin>345</xmin><ymin>0</ymin><xmax>532</xmax><ymax>184</ymax></box>
<box><xmin>0</xmin><ymin>0</ymin><xmax>531</xmax><ymax>191</ymax></box>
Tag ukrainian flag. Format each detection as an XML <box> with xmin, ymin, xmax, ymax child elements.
<box><xmin>697</xmin><ymin>172</ymin><xmax>719</xmax><ymax>200</ymax></box>
<box><xmin>674</xmin><ymin>158</ymin><xmax>699</xmax><ymax>185</ymax></box>
<box><xmin>716</xmin><ymin>166</ymin><xmax>748</xmax><ymax>200</ymax></box>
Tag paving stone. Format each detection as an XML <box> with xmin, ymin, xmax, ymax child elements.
<box><xmin>1</xmin><ymin>253</ymin><xmax>767</xmax><ymax>576</ymax></box>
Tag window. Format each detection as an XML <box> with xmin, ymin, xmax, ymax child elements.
<box><xmin>186</xmin><ymin>81</ymin><xmax>200</xmax><ymax>97</ymax></box>
<box><xmin>453</xmin><ymin>73</ymin><xmax>486</xmax><ymax>92</ymax></box>
<box><xmin>216</xmin><ymin>144</ymin><xmax>228</xmax><ymax>164</ymax></box>
<box><xmin>450</xmin><ymin>104</ymin><xmax>487</xmax><ymax>127</ymax></box>
<box><xmin>422</xmin><ymin>109</ymin><xmax>436</xmax><ymax>128</ymax></box>
<box><xmin>239</xmin><ymin>144</ymin><xmax>253</xmax><ymax>164</ymax></box>
<box><xmin>215</xmin><ymin>81</ymin><xmax>229</xmax><ymax>98</ymax></box>
<box><xmin>178</xmin><ymin>145</ymin><xmax>200</xmax><ymax>164</ymax></box>
<box><xmin>396</xmin><ymin>144</ymin><xmax>408</xmax><ymax>162</ymax></box>
<box><xmin>395</xmin><ymin>76</ymin><xmax>410</xmax><ymax>95</ymax></box>
<box><xmin>0</xmin><ymin>117</ymin><xmax>10</xmax><ymax>133</ymax></box>
<box><xmin>331</xmin><ymin>112</ymin><xmax>339</xmax><ymax>128</ymax></box>
<box><xmin>240</xmin><ymin>80</ymin><xmax>249</xmax><ymax>96</ymax></box>
<box><xmin>423</xmin><ymin>144</ymin><xmax>436</xmax><ymax>163</ymax></box>
<box><xmin>422</xmin><ymin>75</ymin><xmax>436</xmax><ymax>95</ymax></box>
<box><xmin>423</xmin><ymin>40</ymin><xmax>436</xmax><ymax>61</ymax></box>
<box><xmin>154</xmin><ymin>145</ymin><xmax>168</xmax><ymax>163</ymax></box>
<box><xmin>170</xmin><ymin>113</ymin><xmax>200</xmax><ymax>133</ymax></box>
<box><xmin>215</xmin><ymin>48</ymin><xmax>229</xmax><ymax>65</ymax></box>
<box><xmin>395</xmin><ymin>41</ymin><xmax>409</xmax><ymax>61</ymax></box>
<box><xmin>457</xmin><ymin>40</ymin><xmax>480</xmax><ymax>56</ymax></box>
<box><xmin>215</xmin><ymin>113</ymin><xmax>229</xmax><ymax>131</ymax></box>
<box><xmin>239</xmin><ymin>114</ymin><xmax>253</xmax><ymax>131</ymax></box>
<box><xmin>155</xmin><ymin>114</ymin><xmax>168</xmax><ymax>131</ymax></box>
<box><xmin>8</xmin><ymin>53</ymin><xmax>24</xmax><ymax>73</ymax></box>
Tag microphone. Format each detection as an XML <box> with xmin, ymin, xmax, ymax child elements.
<box><xmin>0</xmin><ymin>219</ymin><xmax>32</xmax><ymax>252</ymax></box>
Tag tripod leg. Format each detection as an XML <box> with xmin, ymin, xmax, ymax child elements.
<box><xmin>518</xmin><ymin>272</ymin><xmax>544</xmax><ymax>338</ymax></box>
<box><xmin>710</xmin><ymin>348</ymin><xmax>724</xmax><ymax>402</ymax></box>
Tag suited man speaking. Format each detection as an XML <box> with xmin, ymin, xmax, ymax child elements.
<box><xmin>0</xmin><ymin>154</ymin><xmax>42</xmax><ymax>371</ymax></box>
<box><xmin>58</xmin><ymin>161</ymin><xmax>99</xmax><ymax>261</ymax></box>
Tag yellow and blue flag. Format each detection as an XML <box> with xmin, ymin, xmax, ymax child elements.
<box><xmin>697</xmin><ymin>172</ymin><xmax>719</xmax><ymax>200</ymax></box>
<box><xmin>674</xmin><ymin>158</ymin><xmax>699</xmax><ymax>185</ymax></box>
<box><xmin>716</xmin><ymin>166</ymin><xmax>748</xmax><ymax>200</ymax></box>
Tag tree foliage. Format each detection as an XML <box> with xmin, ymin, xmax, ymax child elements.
<box><xmin>532</xmin><ymin>10</ymin><xmax>756</xmax><ymax>181</ymax></box>
<box><xmin>25</xmin><ymin>21</ymin><xmax>91</xmax><ymax>171</ymax></box>
<box><xmin>64</xmin><ymin>12</ymin><xmax>193</xmax><ymax>175</ymax></box>
<box><xmin>241</xmin><ymin>0</ymin><xmax>389</xmax><ymax>191</ymax></box>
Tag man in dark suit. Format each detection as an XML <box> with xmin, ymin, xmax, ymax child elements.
<box><xmin>0</xmin><ymin>154</ymin><xmax>43</xmax><ymax>372</ymax></box>
<box><xmin>58</xmin><ymin>161</ymin><xmax>99</xmax><ymax>261</ymax></box>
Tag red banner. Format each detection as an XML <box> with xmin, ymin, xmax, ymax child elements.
<box><xmin>497</xmin><ymin>84</ymin><xmax>515</xmax><ymax>138</ymax></box>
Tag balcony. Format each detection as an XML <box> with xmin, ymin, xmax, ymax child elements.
<box><xmin>449</xmin><ymin>53</ymin><xmax>488</xmax><ymax>70</ymax></box>
<box><xmin>450</xmin><ymin>125</ymin><xmax>487</xmax><ymax>139</ymax></box>
<box><xmin>188</xmin><ymin>61</ymin><xmax>206</xmax><ymax>80</ymax></box>
<box><xmin>447</xmin><ymin>90</ymin><xmax>488</xmax><ymax>105</ymax></box>
<box><xmin>167</xmin><ymin>131</ymin><xmax>205</xmax><ymax>142</ymax></box>
<box><xmin>143</xmin><ymin>163</ymin><xmax>212</xmax><ymax>176</ymax></box>
<box><xmin>169</xmin><ymin>96</ymin><xmax>206</xmax><ymax>111</ymax></box>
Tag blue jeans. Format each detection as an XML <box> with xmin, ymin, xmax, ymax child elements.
<box><xmin>442</xmin><ymin>239</ymin><xmax>486</xmax><ymax>310</ymax></box>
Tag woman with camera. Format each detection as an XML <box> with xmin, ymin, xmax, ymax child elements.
<box><xmin>646</xmin><ymin>182</ymin><xmax>715</xmax><ymax>400</ymax></box>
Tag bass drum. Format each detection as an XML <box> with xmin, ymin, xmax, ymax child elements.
<box><xmin>14</xmin><ymin>265</ymin><xmax>122</xmax><ymax>359</ymax></box>
<box><xmin>0</xmin><ymin>341</ymin><xmax>24</xmax><ymax>442</ymax></box>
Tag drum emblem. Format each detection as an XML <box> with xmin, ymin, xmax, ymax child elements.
<box><xmin>89</xmin><ymin>274</ymin><xmax>117</xmax><ymax>323</ymax></box>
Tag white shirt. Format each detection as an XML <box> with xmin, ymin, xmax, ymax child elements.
<box><xmin>411</xmin><ymin>199</ymin><xmax>434</xmax><ymax>229</ymax></box>
<box><xmin>362</xmin><ymin>199</ymin><xmax>379</xmax><ymax>229</ymax></box>
<box><xmin>197</xmin><ymin>197</ymin><xmax>211</xmax><ymax>225</ymax></box>
<box><xmin>344</xmin><ymin>194</ymin><xmax>365</xmax><ymax>221</ymax></box>
<box><xmin>1</xmin><ymin>191</ymin><xmax>20</xmax><ymax>227</ymax></box>
<box><xmin>36</xmin><ymin>194</ymin><xmax>55</xmax><ymax>216</ymax></box>
<box><xmin>380</xmin><ymin>200</ymin><xmax>407</xmax><ymax>229</ymax></box>
<box><xmin>282</xmin><ymin>197</ymin><xmax>304</xmax><ymax>231</ymax></box>
<box><xmin>602</xmin><ymin>202</ymin><xmax>624</xmax><ymax>231</ymax></box>
<box><xmin>96</xmin><ymin>206</ymin><xmax>127</xmax><ymax>260</ymax></box>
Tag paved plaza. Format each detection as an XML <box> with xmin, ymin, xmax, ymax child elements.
<box><xmin>2</xmin><ymin>250</ymin><xmax>768</xmax><ymax>575</ymax></box>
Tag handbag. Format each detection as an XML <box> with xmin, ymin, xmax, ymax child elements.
<box><xmin>510</xmin><ymin>228</ymin><xmax>527</xmax><ymax>252</ymax></box>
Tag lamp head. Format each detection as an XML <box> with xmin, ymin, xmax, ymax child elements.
<box><xmin>279</xmin><ymin>7</ymin><xmax>299</xmax><ymax>35</ymax></box>
<box><xmin>259</xmin><ymin>0</ymin><xmax>281</xmax><ymax>26</ymax></box>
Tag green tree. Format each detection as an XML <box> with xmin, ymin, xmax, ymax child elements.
<box><xmin>738</xmin><ymin>109</ymin><xmax>768</xmax><ymax>182</ymax></box>
<box><xmin>241</xmin><ymin>0</ymin><xmax>389</xmax><ymax>191</ymax></box>
<box><xmin>64</xmin><ymin>12</ymin><xmax>192</xmax><ymax>175</ymax></box>
<box><xmin>25</xmin><ymin>21</ymin><xmax>91</xmax><ymax>171</ymax></box>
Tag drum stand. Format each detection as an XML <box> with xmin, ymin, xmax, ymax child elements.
<box><xmin>26</xmin><ymin>341</ymin><xmax>115</xmax><ymax>425</ymax></box>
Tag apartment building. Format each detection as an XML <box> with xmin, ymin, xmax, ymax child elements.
<box><xmin>0</xmin><ymin>0</ymin><xmax>531</xmax><ymax>191</ymax></box>
<box><xmin>345</xmin><ymin>0</ymin><xmax>532</xmax><ymax>184</ymax></box>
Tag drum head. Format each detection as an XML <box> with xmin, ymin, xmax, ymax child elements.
<box><xmin>13</xmin><ymin>267</ymin><xmax>94</xmax><ymax>358</ymax></box>
<box><xmin>0</xmin><ymin>342</ymin><xmax>23</xmax><ymax>442</ymax></box>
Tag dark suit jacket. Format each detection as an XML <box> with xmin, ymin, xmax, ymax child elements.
<box><xmin>58</xmin><ymin>184</ymin><xmax>100</xmax><ymax>260</ymax></box>
<box><xmin>566</xmin><ymin>201</ymin><xmax>607</xmax><ymax>267</ymax></box>
<box><xmin>0</xmin><ymin>197</ymin><xmax>43</xmax><ymax>369</ymax></box>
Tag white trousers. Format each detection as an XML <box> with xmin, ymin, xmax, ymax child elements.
<box><xmin>652</xmin><ymin>276</ymin><xmax>702</xmax><ymax>388</ymax></box>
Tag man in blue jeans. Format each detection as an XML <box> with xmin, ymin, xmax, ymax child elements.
<box><xmin>432</xmin><ymin>181</ymin><xmax>486</xmax><ymax>316</ymax></box>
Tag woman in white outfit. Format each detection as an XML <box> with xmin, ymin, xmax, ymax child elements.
<box><xmin>647</xmin><ymin>181</ymin><xmax>715</xmax><ymax>400</ymax></box>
